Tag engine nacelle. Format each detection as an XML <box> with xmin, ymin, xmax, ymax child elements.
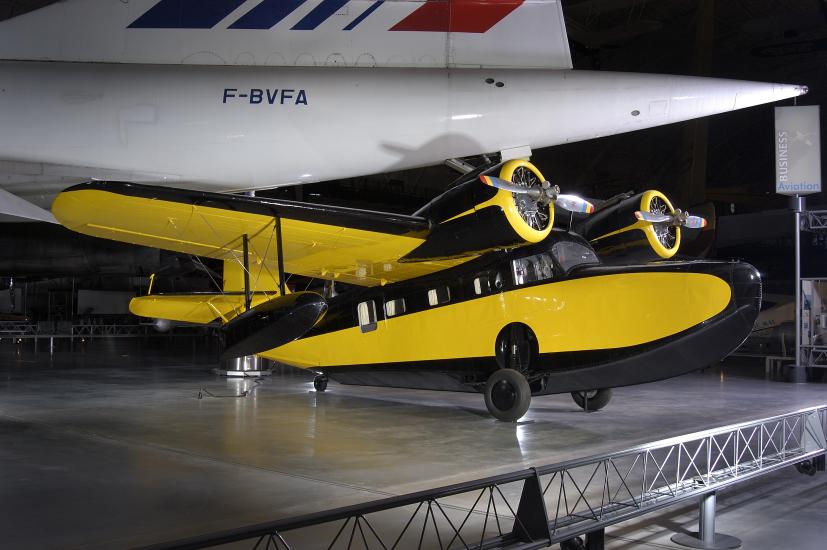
<box><xmin>403</xmin><ymin>160</ymin><xmax>554</xmax><ymax>261</ymax></box>
<box><xmin>576</xmin><ymin>190</ymin><xmax>682</xmax><ymax>262</ymax></box>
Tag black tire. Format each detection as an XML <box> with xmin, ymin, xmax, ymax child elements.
<box><xmin>313</xmin><ymin>375</ymin><xmax>328</xmax><ymax>392</ymax></box>
<box><xmin>571</xmin><ymin>388</ymin><xmax>612</xmax><ymax>411</ymax></box>
<box><xmin>484</xmin><ymin>369</ymin><xmax>531</xmax><ymax>422</ymax></box>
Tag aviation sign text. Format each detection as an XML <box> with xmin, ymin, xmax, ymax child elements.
<box><xmin>223</xmin><ymin>88</ymin><xmax>308</xmax><ymax>105</ymax></box>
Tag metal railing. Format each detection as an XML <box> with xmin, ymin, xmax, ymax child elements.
<box><xmin>806</xmin><ymin>210</ymin><xmax>827</xmax><ymax>231</ymax></box>
<box><xmin>141</xmin><ymin>405</ymin><xmax>827</xmax><ymax>550</ymax></box>
<box><xmin>0</xmin><ymin>323</ymin><xmax>207</xmax><ymax>340</ymax></box>
<box><xmin>0</xmin><ymin>322</ymin><xmax>37</xmax><ymax>336</ymax></box>
<box><xmin>802</xmin><ymin>346</ymin><xmax>827</xmax><ymax>368</ymax></box>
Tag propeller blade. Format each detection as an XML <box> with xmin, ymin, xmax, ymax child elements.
<box><xmin>634</xmin><ymin>211</ymin><xmax>673</xmax><ymax>223</ymax></box>
<box><xmin>556</xmin><ymin>194</ymin><xmax>595</xmax><ymax>214</ymax></box>
<box><xmin>683</xmin><ymin>215</ymin><xmax>707</xmax><ymax>229</ymax></box>
<box><xmin>482</xmin><ymin>174</ymin><xmax>595</xmax><ymax>217</ymax></box>
<box><xmin>480</xmin><ymin>175</ymin><xmax>542</xmax><ymax>199</ymax></box>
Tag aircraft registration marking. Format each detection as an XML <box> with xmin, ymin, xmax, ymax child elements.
<box><xmin>222</xmin><ymin>88</ymin><xmax>309</xmax><ymax>105</ymax></box>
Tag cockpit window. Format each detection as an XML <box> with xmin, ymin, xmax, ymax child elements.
<box><xmin>551</xmin><ymin>241</ymin><xmax>600</xmax><ymax>274</ymax></box>
<box><xmin>512</xmin><ymin>253</ymin><xmax>555</xmax><ymax>286</ymax></box>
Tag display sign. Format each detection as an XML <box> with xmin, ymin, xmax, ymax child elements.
<box><xmin>775</xmin><ymin>105</ymin><xmax>821</xmax><ymax>195</ymax></box>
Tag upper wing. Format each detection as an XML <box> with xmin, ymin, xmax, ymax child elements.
<box><xmin>52</xmin><ymin>181</ymin><xmax>470</xmax><ymax>287</ymax></box>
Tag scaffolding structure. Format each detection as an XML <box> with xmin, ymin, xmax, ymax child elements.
<box><xmin>798</xmin><ymin>210</ymin><xmax>827</xmax><ymax>373</ymax></box>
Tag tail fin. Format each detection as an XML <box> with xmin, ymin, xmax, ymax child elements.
<box><xmin>0</xmin><ymin>0</ymin><xmax>572</xmax><ymax>69</ymax></box>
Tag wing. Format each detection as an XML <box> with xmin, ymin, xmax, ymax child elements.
<box><xmin>52</xmin><ymin>181</ymin><xmax>470</xmax><ymax>287</ymax></box>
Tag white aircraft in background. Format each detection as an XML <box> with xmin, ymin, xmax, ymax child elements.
<box><xmin>0</xmin><ymin>0</ymin><xmax>807</xmax><ymax>222</ymax></box>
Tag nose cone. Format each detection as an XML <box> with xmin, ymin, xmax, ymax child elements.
<box><xmin>730</xmin><ymin>261</ymin><xmax>762</xmax><ymax>314</ymax></box>
<box><xmin>733</xmin><ymin>81</ymin><xmax>809</xmax><ymax>110</ymax></box>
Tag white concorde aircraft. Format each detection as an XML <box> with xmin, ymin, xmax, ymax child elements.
<box><xmin>0</xmin><ymin>0</ymin><xmax>808</xmax><ymax>220</ymax></box>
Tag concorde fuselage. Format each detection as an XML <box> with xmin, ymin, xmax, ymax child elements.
<box><xmin>0</xmin><ymin>61</ymin><xmax>806</xmax><ymax>192</ymax></box>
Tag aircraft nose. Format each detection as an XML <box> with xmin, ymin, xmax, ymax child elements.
<box><xmin>729</xmin><ymin>262</ymin><xmax>762</xmax><ymax>314</ymax></box>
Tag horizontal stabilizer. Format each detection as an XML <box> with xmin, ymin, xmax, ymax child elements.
<box><xmin>130</xmin><ymin>292</ymin><xmax>279</xmax><ymax>324</ymax></box>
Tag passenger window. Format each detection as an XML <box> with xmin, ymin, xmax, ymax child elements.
<box><xmin>357</xmin><ymin>300</ymin><xmax>378</xmax><ymax>333</ymax></box>
<box><xmin>473</xmin><ymin>272</ymin><xmax>504</xmax><ymax>295</ymax></box>
<box><xmin>512</xmin><ymin>253</ymin><xmax>555</xmax><ymax>286</ymax></box>
<box><xmin>427</xmin><ymin>286</ymin><xmax>451</xmax><ymax>306</ymax></box>
<box><xmin>473</xmin><ymin>276</ymin><xmax>490</xmax><ymax>295</ymax></box>
<box><xmin>385</xmin><ymin>298</ymin><xmax>406</xmax><ymax>317</ymax></box>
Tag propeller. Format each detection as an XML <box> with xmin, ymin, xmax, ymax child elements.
<box><xmin>634</xmin><ymin>209</ymin><xmax>707</xmax><ymax>229</ymax></box>
<box><xmin>480</xmin><ymin>175</ymin><xmax>595</xmax><ymax>214</ymax></box>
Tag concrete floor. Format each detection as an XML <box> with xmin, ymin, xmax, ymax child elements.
<box><xmin>0</xmin><ymin>340</ymin><xmax>825</xmax><ymax>549</ymax></box>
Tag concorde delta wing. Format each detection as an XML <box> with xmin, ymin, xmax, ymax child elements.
<box><xmin>51</xmin><ymin>181</ymin><xmax>468</xmax><ymax>287</ymax></box>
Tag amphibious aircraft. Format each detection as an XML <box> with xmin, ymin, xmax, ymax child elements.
<box><xmin>0</xmin><ymin>0</ymin><xmax>808</xmax><ymax>220</ymax></box>
<box><xmin>53</xmin><ymin>160</ymin><xmax>761</xmax><ymax>421</ymax></box>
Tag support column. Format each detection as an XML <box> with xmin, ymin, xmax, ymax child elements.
<box><xmin>215</xmin><ymin>355</ymin><xmax>271</xmax><ymax>377</ymax></box>
<box><xmin>790</xmin><ymin>196</ymin><xmax>807</xmax><ymax>382</ymax></box>
<box><xmin>671</xmin><ymin>492</ymin><xmax>741</xmax><ymax>549</ymax></box>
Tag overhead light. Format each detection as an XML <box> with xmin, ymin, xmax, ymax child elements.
<box><xmin>451</xmin><ymin>114</ymin><xmax>482</xmax><ymax>121</ymax></box>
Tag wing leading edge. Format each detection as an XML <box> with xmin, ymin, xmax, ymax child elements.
<box><xmin>52</xmin><ymin>181</ymin><xmax>470</xmax><ymax>287</ymax></box>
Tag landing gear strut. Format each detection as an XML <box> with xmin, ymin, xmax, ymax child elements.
<box><xmin>313</xmin><ymin>374</ymin><xmax>328</xmax><ymax>392</ymax></box>
<box><xmin>484</xmin><ymin>369</ymin><xmax>531</xmax><ymax>422</ymax></box>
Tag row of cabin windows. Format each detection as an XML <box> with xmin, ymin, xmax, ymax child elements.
<box><xmin>355</xmin><ymin>242</ymin><xmax>599</xmax><ymax>332</ymax></box>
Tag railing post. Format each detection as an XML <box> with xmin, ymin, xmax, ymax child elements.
<box><xmin>512</xmin><ymin>468</ymin><xmax>551</xmax><ymax>543</ymax></box>
<box><xmin>585</xmin><ymin>528</ymin><xmax>605</xmax><ymax>550</ymax></box>
<box><xmin>671</xmin><ymin>491</ymin><xmax>741</xmax><ymax>549</ymax></box>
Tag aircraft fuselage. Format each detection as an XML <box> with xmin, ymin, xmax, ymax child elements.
<box><xmin>261</xmin><ymin>231</ymin><xmax>762</xmax><ymax>394</ymax></box>
<box><xmin>0</xmin><ymin>61</ymin><xmax>805</xmax><ymax>192</ymax></box>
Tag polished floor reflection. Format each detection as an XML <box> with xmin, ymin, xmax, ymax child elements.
<box><xmin>0</xmin><ymin>340</ymin><xmax>825</xmax><ymax>549</ymax></box>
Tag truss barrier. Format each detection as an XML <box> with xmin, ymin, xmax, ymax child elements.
<box><xmin>141</xmin><ymin>405</ymin><xmax>827</xmax><ymax>550</ymax></box>
<box><xmin>0</xmin><ymin>322</ymin><xmax>208</xmax><ymax>339</ymax></box>
<box><xmin>806</xmin><ymin>210</ymin><xmax>827</xmax><ymax>232</ymax></box>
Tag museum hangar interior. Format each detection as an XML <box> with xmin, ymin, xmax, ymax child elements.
<box><xmin>1</xmin><ymin>0</ymin><xmax>827</xmax><ymax>549</ymax></box>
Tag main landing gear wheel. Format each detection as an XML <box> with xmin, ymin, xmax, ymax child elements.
<box><xmin>313</xmin><ymin>375</ymin><xmax>328</xmax><ymax>392</ymax></box>
<box><xmin>571</xmin><ymin>388</ymin><xmax>612</xmax><ymax>411</ymax></box>
<box><xmin>484</xmin><ymin>369</ymin><xmax>531</xmax><ymax>422</ymax></box>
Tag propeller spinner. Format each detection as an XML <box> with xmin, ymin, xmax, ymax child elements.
<box><xmin>634</xmin><ymin>209</ymin><xmax>707</xmax><ymax>229</ymax></box>
<box><xmin>480</xmin><ymin>175</ymin><xmax>595</xmax><ymax>214</ymax></box>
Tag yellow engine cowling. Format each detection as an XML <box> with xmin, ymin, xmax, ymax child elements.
<box><xmin>576</xmin><ymin>190</ymin><xmax>682</xmax><ymax>263</ymax></box>
<box><xmin>404</xmin><ymin>160</ymin><xmax>554</xmax><ymax>261</ymax></box>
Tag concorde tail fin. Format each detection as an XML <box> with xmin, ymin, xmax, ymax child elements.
<box><xmin>0</xmin><ymin>0</ymin><xmax>572</xmax><ymax>69</ymax></box>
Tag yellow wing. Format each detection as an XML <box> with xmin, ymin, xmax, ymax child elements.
<box><xmin>52</xmin><ymin>182</ymin><xmax>470</xmax><ymax>287</ymax></box>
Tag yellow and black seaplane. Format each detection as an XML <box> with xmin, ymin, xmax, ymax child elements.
<box><xmin>52</xmin><ymin>160</ymin><xmax>761</xmax><ymax>421</ymax></box>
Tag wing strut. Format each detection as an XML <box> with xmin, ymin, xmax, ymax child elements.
<box><xmin>242</xmin><ymin>234</ymin><xmax>251</xmax><ymax>311</ymax></box>
<box><xmin>276</xmin><ymin>216</ymin><xmax>286</xmax><ymax>297</ymax></box>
